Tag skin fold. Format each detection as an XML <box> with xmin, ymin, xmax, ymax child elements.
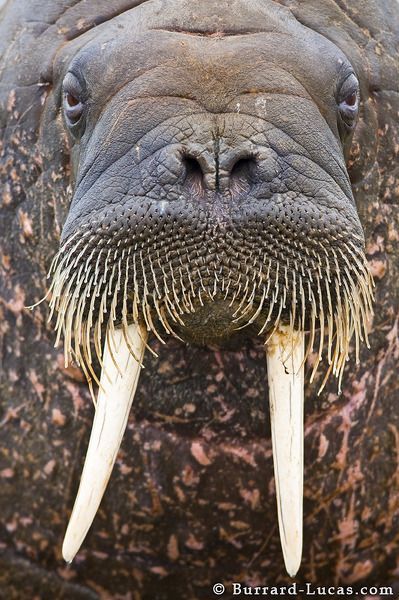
<box><xmin>0</xmin><ymin>1</ymin><xmax>398</xmax><ymax>598</ymax></box>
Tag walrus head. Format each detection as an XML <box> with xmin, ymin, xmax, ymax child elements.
<box><xmin>43</xmin><ymin>0</ymin><xmax>374</xmax><ymax>575</ymax></box>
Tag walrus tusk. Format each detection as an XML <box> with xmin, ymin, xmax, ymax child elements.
<box><xmin>266</xmin><ymin>325</ymin><xmax>304</xmax><ymax>578</ymax></box>
<box><xmin>62</xmin><ymin>323</ymin><xmax>146</xmax><ymax>563</ymax></box>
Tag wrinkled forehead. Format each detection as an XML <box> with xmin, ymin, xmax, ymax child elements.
<box><xmin>55</xmin><ymin>0</ymin><xmax>353</xmax><ymax>114</ymax></box>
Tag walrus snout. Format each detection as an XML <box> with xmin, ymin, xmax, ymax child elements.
<box><xmin>57</xmin><ymin>103</ymin><xmax>371</xmax><ymax>357</ymax></box>
<box><xmin>131</xmin><ymin>139</ymin><xmax>260</xmax><ymax>199</ymax></box>
<box><xmin>178</xmin><ymin>143</ymin><xmax>259</xmax><ymax>195</ymax></box>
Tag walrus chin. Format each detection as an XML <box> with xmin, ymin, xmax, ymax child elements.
<box><xmin>43</xmin><ymin>205</ymin><xmax>373</xmax><ymax>576</ymax></box>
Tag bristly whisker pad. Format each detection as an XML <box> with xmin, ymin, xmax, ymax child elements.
<box><xmin>46</xmin><ymin>217</ymin><xmax>374</xmax><ymax>399</ymax></box>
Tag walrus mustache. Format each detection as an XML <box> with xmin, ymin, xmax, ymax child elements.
<box><xmin>39</xmin><ymin>221</ymin><xmax>374</xmax><ymax>576</ymax></box>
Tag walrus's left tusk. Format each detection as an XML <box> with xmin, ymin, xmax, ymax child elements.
<box><xmin>266</xmin><ymin>326</ymin><xmax>304</xmax><ymax>578</ymax></box>
<box><xmin>62</xmin><ymin>323</ymin><xmax>146</xmax><ymax>563</ymax></box>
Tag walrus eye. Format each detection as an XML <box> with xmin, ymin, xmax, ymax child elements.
<box><xmin>344</xmin><ymin>91</ymin><xmax>358</xmax><ymax>107</ymax></box>
<box><xmin>63</xmin><ymin>73</ymin><xmax>85</xmax><ymax>128</ymax></box>
<box><xmin>64</xmin><ymin>91</ymin><xmax>84</xmax><ymax>125</ymax></box>
<box><xmin>337</xmin><ymin>73</ymin><xmax>360</xmax><ymax>130</ymax></box>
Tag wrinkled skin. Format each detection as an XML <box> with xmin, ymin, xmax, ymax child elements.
<box><xmin>57</xmin><ymin>1</ymin><xmax>367</xmax><ymax>353</ymax></box>
<box><xmin>0</xmin><ymin>1</ymin><xmax>398</xmax><ymax>599</ymax></box>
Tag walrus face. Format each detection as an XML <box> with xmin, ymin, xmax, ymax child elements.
<box><xmin>46</xmin><ymin>0</ymin><xmax>374</xmax><ymax>576</ymax></box>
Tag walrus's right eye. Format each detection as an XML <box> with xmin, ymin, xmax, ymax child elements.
<box><xmin>62</xmin><ymin>73</ymin><xmax>85</xmax><ymax>128</ymax></box>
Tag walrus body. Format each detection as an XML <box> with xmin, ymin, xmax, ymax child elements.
<box><xmin>0</xmin><ymin>1</ymin><xmax>398</xmax><ymax>598</ymax></box>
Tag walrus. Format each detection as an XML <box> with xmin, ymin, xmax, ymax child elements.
<box><xmin>0</xmin><ymin>0</ymin><xmax>398</xmax><ymax>597</ymax></box>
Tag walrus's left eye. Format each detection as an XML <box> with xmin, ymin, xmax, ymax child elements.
<box><xmin>337</xmin><ymin>73</ymin><xmax>360</xmax><ymax>130</ymax></box>
<box><xmin>63</xmin><ymin>73</ymin><xmax>85</xmax><ymax>128</ymax></box>
<box><xmin>64</xmin><ymin>93</ymin><xmax>84</xmax><ymax>124</ymax></box>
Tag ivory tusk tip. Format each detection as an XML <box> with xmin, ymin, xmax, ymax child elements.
<box><xmin>62</xmin><ymin>525</ymin><xmax>86</xmax><ymax>562</ymax></box>
<box><xmin>62</xmin><ymin>541</ymin><xmax>77</xmax><ymax>564</ymax></box>
<box><xmin>284</xmin><ymin>549</ymin><xmax>302</xmax><ymax>578</ymax></box>
<box><xmin>287</xmin><ymin>566</ymin><xmax>299</xmax><ymax>578</ymax></box>
<box><xmin>281</xmin><ymin>520</ymin><xmax>302</xmax><ymax>577</ymax></box>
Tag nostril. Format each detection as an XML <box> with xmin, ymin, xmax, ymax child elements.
<box><xmin>182</xmin><ymin>156</ymin><xmax>204</xmax><ymax>191</ymax></box>
<box><xmin>230</xmin><ymin>157</ymin><xmax>258</xmax><ymax>185</ymax></box>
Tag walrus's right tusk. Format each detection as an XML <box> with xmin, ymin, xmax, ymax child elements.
<box><xmin>62</xmin><ymin>323</ymin><xmax>146</xmax><ymax>563</ymax></box>
<box><xmin>266</xmin><ymin>326</ymin><xmax>304</xmax><ymax>578</ymax></box>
